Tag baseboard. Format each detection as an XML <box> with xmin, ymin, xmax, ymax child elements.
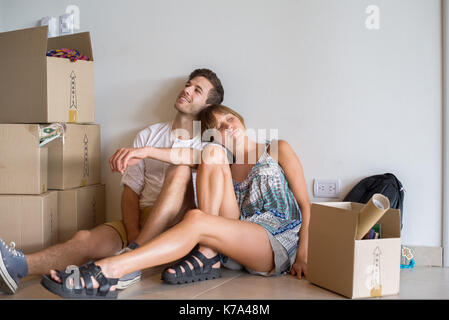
<box><xmin>404</xmin><ymin>245</ymin><xmax>443</xmax><ymax>267</ymax></box>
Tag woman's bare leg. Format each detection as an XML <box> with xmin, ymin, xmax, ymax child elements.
<box><xmin>173</xmin><ymin>148</ymin><xmax>241</xmax><ymax>272</ymax></box>
<box><xmin>97</xmin><ymin>209</ymin><xmax>274</xmax><ymax>284</ymax></box>
<box><xmin>196</xmin><ymin>151</ymin><xmax>240</xmax><ymax>218</ymax></box>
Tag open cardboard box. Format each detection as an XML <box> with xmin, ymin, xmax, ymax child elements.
<box><xmin>307</xmin><ymin>202</ymin><xmax>401</xmax><ymax>299</ymax></box>
<box><xmin>0</xmin><ymin>26</ymin><xmax>94</xmax><ymax>123</ymax></box>
<box><xmin>0</xmin><ymin>192</ymin><xmax>58</xmax><ymax>254</ymax></box>
<box><xmin>57</xmin><ymin>184</ymin><xmax>105</xmax><ymax>242</ymax></box>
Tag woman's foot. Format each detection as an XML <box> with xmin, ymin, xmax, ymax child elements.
<box><xmin>166</xmin><ymin>246</ymin><xmax>220</xmax><ymax>275</ymax></box>
<box><xmin>162</xmin><ymin>246</ymin><xmax>222</xmax><ymax>284</ymax></box>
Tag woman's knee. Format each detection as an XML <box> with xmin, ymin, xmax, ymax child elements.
<box><xmin>198</xmin><ymin>148</ymin><xmax>231</xmax><ymax>176</ymax></box>
<box><xmin>200</xmin><ymin>145</ymin><xmax>229</xmax><ymax>166</ymax></box>
<box><xmin>165</xmin><ymin>165</ymin><xmax>192</xmax><ymax>182</ymax></box>
<box><xmin>182</xmin><ymin>209</ymin><xmax>206</xmax><ymax>225</ymax></box>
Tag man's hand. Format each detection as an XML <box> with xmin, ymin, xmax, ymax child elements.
<box><xmin>109</xmin><ymin>147</ymin><xmax>150</xmax><ymax>174</ymax></box>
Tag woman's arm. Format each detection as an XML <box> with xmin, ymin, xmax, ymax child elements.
<box><xmin>273</xmin><ymin>140</ymin><xmax>311</xmax><ymax>279</ymax></box>
<box><xmin>109</xmin><ymin>146</ymin><xmax>199</xmax><ymax>174</ymax></box>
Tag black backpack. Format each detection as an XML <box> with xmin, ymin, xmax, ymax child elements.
<box><xmin>343</xmin><ymin>173</ymin><xmax>405</xmax><ymax>229</ymax></box>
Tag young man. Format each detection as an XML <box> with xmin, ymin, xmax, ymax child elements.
<box><xmin>0</xmin><ymin>68</ymin><xmax>224</xmax><ymax>295</ymax></box>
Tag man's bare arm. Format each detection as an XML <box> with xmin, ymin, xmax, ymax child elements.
<box><xmin>110</xmin><ymin>147</ymin><xmax>200</xmax><ymax>174</ymax></box>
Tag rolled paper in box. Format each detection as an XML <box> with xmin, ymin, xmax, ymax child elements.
<box><xmin>356</xmin><ymin>193</ymin><xmax>390</xmax><ymax>240</ymax></box>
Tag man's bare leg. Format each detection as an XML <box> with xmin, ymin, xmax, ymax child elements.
<box><xmin>134</xmin><ymin>164</ymin><xmax>195</xmax><ymax>245</ymax></box>
<box><xmin>25</xmin><ymin>224</ymin><xmax>122</xmax><ymax>276</ymax></box>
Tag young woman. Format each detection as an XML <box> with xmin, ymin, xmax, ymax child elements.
<box><xmin>41</xmin><ymin>105</ymin><xmax>310</xmax><ymax>299</ymax></box>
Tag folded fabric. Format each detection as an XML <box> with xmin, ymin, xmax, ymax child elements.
<box><xmin>46</xmin><ymin>48</ymin><xmax>89</xmax><ymax>62</ymax></box>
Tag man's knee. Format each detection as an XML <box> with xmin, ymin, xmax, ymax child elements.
<box><xmin>71</xmin><ymin>230</ymin><xmax>92</xmax><ymax>243</ymax></box>
<box><xmin>65</xmin><ymin>230</ymin><xmax>93</xmax><ymax>255</ymax></box>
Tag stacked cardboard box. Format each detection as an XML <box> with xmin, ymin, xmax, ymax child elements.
<box><xmin>0</xmin><ymin>26</ymin><xmax>105</xmax><ymax>254</ymax></box>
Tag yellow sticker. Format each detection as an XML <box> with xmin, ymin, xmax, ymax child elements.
<box><xmin>81</xmin><ymin>179</ymin><xmax>87</xmax><ymax>187</ymax></box>
<box><xmin>69</xmin><ymin>109</ymin><xmax>77</xmax><ymax>123</ymax></box>
<box><xmin>370</xmin><ymin>285</ymin><xmax>382</xmax><ymax>297</ymax></box>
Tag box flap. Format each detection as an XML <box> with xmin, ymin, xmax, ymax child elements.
<box><xmin>0</xmin><ymin>27</ymin><xmax>48</xmax><ymax>122</ymax></box>
<box><xmin>0</xmin><ymin>26</ymin><xmax>48</xmax><ymax>60</ymax></box>
<box><xmin>308</xmin><ymin>203</ymin><xmax>359</xmax><ymax>298</ymax></box>
<box><xmin>376</xmin><ymin>208</ymin><xmax>401</xmax><ymax>238</ymax></box>
<box><xmin>47</xmin><ymin>32</ymin><xmax>94</xmax><ymax>61</ymax></box>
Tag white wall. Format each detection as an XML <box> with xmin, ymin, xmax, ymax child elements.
<box><xmin>0</xmin><ymin>1</ymin><xmax>4</xmax><ymax>29</ymax></box>
<box><xmin>0</xmin><ymin>0</ymin><xmax>443</xmax><ymax>248</ymax></box>
<box><xmin>442</xmin><ymin>0</ymin><xmax>449</xmax><ymax>266</ymax></box>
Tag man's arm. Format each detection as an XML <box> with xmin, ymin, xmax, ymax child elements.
<box><xmin>121</xmin><ymin>185</ymin><xmax>141</xmax><ymax>245</ymax></box>
<box><xmin>110</xmin><ymin>146</ymin><xmax>201</xmax><ymax>174</ymax></box>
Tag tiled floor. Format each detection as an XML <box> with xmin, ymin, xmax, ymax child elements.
<box><xmin>1</xmin><ymin>265</ymin><xmax>449</xmax><ymax>300</ymax></box>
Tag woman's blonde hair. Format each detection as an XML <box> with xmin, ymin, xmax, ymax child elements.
<box><xmin>198</xmin><ymin>105</ymin><xmax>245</xmax><ymax>136</ymax></box>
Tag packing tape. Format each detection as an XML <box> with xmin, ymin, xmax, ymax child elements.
<box><xmin>356</xmin><ymin>194</ymin><xmax>390</xmax><ymax>240</ymax></box>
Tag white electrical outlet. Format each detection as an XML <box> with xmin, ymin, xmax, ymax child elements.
<box><xmin>313</xmin><ymin>179</ymin><xmax>341</xmax><ymax>198</ymax></box>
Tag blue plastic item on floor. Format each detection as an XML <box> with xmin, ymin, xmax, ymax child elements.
<box><xmin>400</xmin><ymin>258</ymin><xmax>415</xmax><ymax>269</ymax></box>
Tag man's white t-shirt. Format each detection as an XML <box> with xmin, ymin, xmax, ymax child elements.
<box><xmin>120</xmin><ymin>121</ymin><xmax>204</xmax><ymax>210</ymax></box>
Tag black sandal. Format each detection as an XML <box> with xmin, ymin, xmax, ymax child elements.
<box><xmin>40</xmin><ymin>261</ymin><xmax>119</xmax><ymax>299</ymax></box>
<box><xmin>161</xmin><ymin>249</ymin><xmax>221</xmax><ymax>284</ymax></box>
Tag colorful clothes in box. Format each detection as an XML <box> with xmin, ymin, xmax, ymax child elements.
<box><xmin>46</xmin><ymin>48</ymin><xmax>89</xmax><ymax>62</ymax></box>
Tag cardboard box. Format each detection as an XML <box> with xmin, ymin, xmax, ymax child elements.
<box><xmin>0</xmin><ymin>124</ymin><xmax>48</xmax><ymax>194</ymax></box>
<box><xmin>47</xmin><ymin>123</ymin><xmax>101</xmax><ymax>190</ymax></box>
<box><xmin>0</xmin><ymin>26</ymin><xmax>94</xmax><ymax>123</ymax></box>
<box><xmin>0</xmin><ymin>192</ymin><xmax>58</xmax><ymax>254</ymax></box>
<box><xmin>57</xmin><ymin>184</ymin><xmax>105</xmax><ymax>242</ymax></box>
<box><xmin>307</xmin><ymin>202</ymin><xmax>401</xmax><ymax>299</ymax></box>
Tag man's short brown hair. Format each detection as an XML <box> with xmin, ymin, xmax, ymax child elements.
<box><xmin>189</xmin><ymin>69</ymin><xmax>224</xmax><ymax>105</ymax></box>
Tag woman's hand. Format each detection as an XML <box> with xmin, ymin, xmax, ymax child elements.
<box><xmin>290</xmin><ymin>256</ymin><xmax>307</xmax><ymax>280</ymax></box>
<box><xmin>109</xmin><ymin>147</ymin><xmax>150</xmax><ymax>174</ymax></box>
